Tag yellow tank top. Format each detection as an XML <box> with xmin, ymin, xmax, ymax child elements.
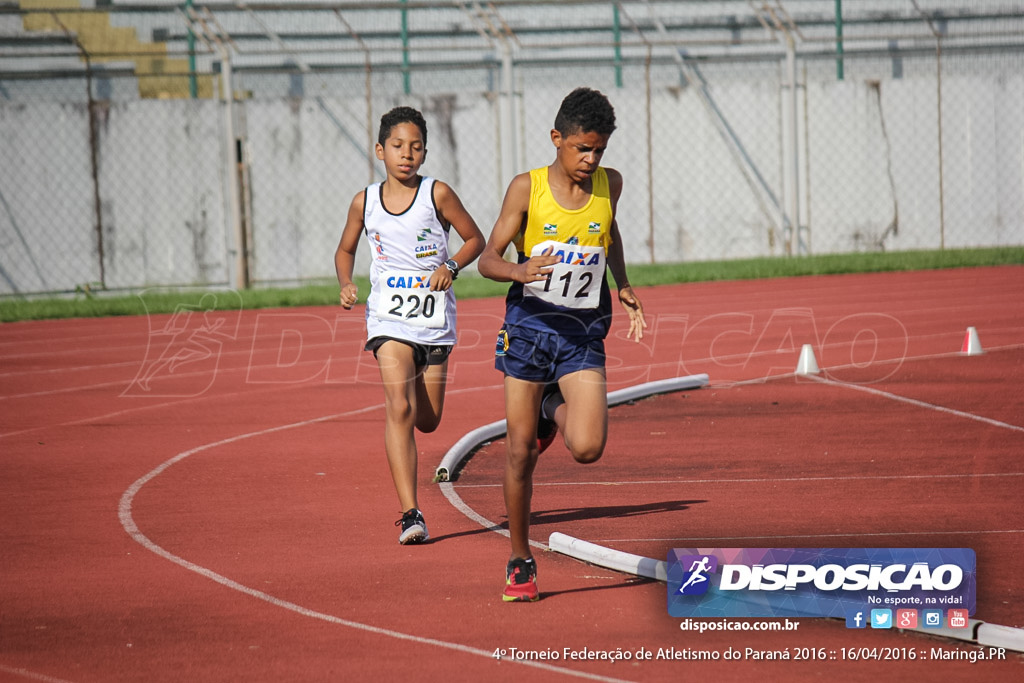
<box><xmin>515</xmin><ymin>166</ymin><xmax>614</xmax><ymax>255</ymax></box>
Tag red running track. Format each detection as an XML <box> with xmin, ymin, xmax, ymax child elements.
<box><xmin>1</xmin><ymin>266</ymin><xmax>1022</xmax><ymax>682</ymax></box>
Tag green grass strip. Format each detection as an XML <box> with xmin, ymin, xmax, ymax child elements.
<box><xmin>2</xmin><ymin>247</ymin><xmax>1021</xmax><ymax>323</ymax></box>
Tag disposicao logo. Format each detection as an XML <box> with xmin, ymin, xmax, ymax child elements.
<box><xmin>667</xmin><ymin>548</ymin><xmax>976</xmax><ymax>619</ymax></box>
<box><xmin>675</xmin><ymin>555</ymin><xmax>718</xmax><ymax>596</ymax></box>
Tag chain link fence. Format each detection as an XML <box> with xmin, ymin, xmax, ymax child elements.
<box><xmin>2</xmin><ymin>1</ymin><xmax>1023</xmax><ymax>296</ymax></box>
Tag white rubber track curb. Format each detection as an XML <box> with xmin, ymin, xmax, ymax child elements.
<box><xmin>433</xmin><ymin>373</ymin><xmax>709</xmax><ymax>483</ymax></box>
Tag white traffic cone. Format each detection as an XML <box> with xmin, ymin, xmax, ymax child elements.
<box><xmin>796</xmin><ymin>344</ymin><xmax>820</xmax><ymax>375</ymax></box>
<box><xmin>961</xmin><ymin>327</ymin><xmax>984</xmax><ymax>356</ymax></box>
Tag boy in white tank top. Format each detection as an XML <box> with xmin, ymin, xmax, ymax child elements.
<box><xmin>335</xmin><ymin>107</ymin><xmax>484</xmax><ymax>544</ymax></box>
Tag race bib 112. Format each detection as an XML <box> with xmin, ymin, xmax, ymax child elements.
<box><xmin>524</xmin><ymin>240</ymin><xmax>605</xmax><ymax>310</ymax></box>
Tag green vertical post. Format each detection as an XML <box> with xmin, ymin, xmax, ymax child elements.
<box><xmin>835</xmin><ymin>0</ymin><xmax>844</xmax><ymax>80</ymax></box>
<box><xmin>186</xmin><ymin>0</ymin><xmax>197</xmax><ymax>97</ymax></box>
<box><xmin>613</xmin><ymin>4</ymin><xmax>622</xmax><ymax>88</ymax></box>
<box><xmin>401</xmin><ymin>0</ymin><xmax>411</xmax><ymax>94</ymax></box>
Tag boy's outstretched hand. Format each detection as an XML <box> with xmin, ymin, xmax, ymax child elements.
<box><xmin>618</xmin><ymin>286</ymin><xmax>646</xmax><ymax>342</ymax></box>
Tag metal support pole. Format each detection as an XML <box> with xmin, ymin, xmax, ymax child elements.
<box><xmin>645</xmin><ymin>45</ymin><xmax>654</xmax><ymax>263</ymax></box>
<box><xmin>55</xmin><ymin>12</ymin><xmax>106</xmax><ymax>288</ymax></box>
<box><xmin>834</xmin><ymin>0</ymin><xmax>844</xmax><ymax>81</ymax></box>
<box><xmin>784</xmin><ymin>33</ymin><xmax>801</xmax><ymax>256</ymax></box>
<box><xmin>186</xmin><ymin>0</ymin><xmax>197</xmax><ymax>98</ymax></box>
<box><xmin>500</xmin><ymin>40</ymin><xmax>517</xmax><ymax>187</ymax></box>
<box><xmin>401</xmin><ymin>0</ymin><xmax>411</xmax><ymax>94</ymax></box>
<box><xmin>613</xmin><ymin>3</ymin><xmax>623</xmax><ymax>88</ymax></box>
<box><xmin>936</xmin><ymin>39</ymin><xmax>945</xmax><ymax>250</ymax></box>
<box><xmin>912</xmin><ymin>0</ymin><xmax>946</xmax><ymax>249</ymax></box>
<box><xmin>220</xmin><ymin>46</ymin><xmax>247</xmax><ymax>290</ymax></box>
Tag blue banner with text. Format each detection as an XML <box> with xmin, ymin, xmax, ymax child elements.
<box><xmin>667</xmin><ymin>548</ymin><xmax>975</xmax><ymax>620</ymax></box>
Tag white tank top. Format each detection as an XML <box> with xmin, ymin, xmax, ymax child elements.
<box><xmin>363</xmin><ymin>177</ymin><xmax>457</xmax><ymax>345</ymax></box>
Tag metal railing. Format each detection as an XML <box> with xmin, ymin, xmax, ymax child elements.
<box><xmin>2</xmin><ymin>1</ymin><xmax>1022</xmax><ymax>295</ymax></box>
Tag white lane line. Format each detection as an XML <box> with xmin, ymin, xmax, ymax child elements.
<box><xmin>594</xmin><ymin>529</ymin><xmax>1024</xmax><ymax>543</ymax></box>
<box><xmin>118</xmin><ymin>396</ymin><xmax>632</xmax><ymax>683</ymax></box>
<box><xmin>0</xmin><ymin>356</ymin><xmax>346</xmax><ymax>401</ymax></box>
<box><xmin>453</xmin><ymin>472</ymin><xmax>1024</xmax><ymax>489</ymax></box>
<box><xmin>0</xmin><ymin>379</ymin><xmax>368</xmax><ymax>440</ymax></box>
<box><xmin>0</xmin><ymin>664</ymin><xmax>78</xmax><ymax>683</ymax></box>
<box><xmin>438</xmin><ymin>480</ymin><xmax>549</xmax><ymax>553</ymax></box>
<box><xmin>809</xmin><ymin>374</ymin><xmax>1024</xmax><ymax>432</ymax></box>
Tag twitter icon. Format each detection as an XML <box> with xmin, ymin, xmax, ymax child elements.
<box><xmin>870</xmin><ymin>609</ymin><xmax>893</xmax><ymax>629</ymax></box>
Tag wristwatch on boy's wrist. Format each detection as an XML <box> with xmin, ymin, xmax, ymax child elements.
<box><xmin>443</xmin><ymin>259</ymin><xmax>459</xmax><ymax>280</ymax></box>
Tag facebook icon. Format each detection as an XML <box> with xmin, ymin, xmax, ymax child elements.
<box><xmin>846</xmin><ymin>609</ymin><xmax>867</xmax><ymax>629</ymax></box>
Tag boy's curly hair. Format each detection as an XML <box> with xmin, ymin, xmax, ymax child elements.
<box><xmin>378</xmin><ymin>106</ymin><xmax>428</xmax><ymax>146</ymax></box>
<box><xmin>553</xmin><ymin>87</ymin><xmax>616</xmax><ymax>137</ymax></box>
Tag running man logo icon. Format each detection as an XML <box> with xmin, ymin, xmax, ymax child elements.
<box><xmin>124</xmin><ymin>291</ymin><xmax>242</xmax><ymax>398</ymax></box>
<box><xmin>676</xmin><ymin>554</ymin><xmax>718</xmax><ymax>595</ymax></box>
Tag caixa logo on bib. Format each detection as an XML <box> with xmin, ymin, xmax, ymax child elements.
<box><xmin>667</xmin><ymin>548</ymin><xmax>976</xmax><ymax>619</ymax></box>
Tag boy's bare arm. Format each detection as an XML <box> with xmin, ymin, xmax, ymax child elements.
<box><xmin>604</xmin><ymin>168</ymin><xmax>645</xmax><ymax>342</ymax></box>
<box><xmin>606</xmin><ymin>219</ymin><xmax>646</xmax><ymax>342</ymax></box>
<box><xmin>478</xmin><ymin>174</ymin><xmax>559</xmax><ymax>283</ymax></box>
<box><xmin>603</xmin><ymin>167</ymin><xmax>631</xmax><ymax>288</ymax></box>
<box><xmin>605</xmin><ymin>219</ymin><xmax>630</xmax><ymax>289</ymax></box>
<box><xmin>335</xmin><ymin>191</ymin><xmax>365</xmax><ymax>308</ymax></box>
<box><xmin>432</xmin><ymin>181</ymin><xmax>485</xmax><ymax>291</ymax></box>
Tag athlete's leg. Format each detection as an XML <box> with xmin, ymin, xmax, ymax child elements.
<box><xmin>554</xmin><ymin>368</ymin><xmax>608</xmax><ymax>464</ymax></box>
<box><xmin>415</xmin><ymin>358</ymin><xmax>448</xmax><ymax>433</ymax></box>
<box><xmin>503</xmin><ymin>376</ymin><xmax>546</xmax><ymax>560</ymax></box>
<box><xmin>374</xmin><ymin>340</ymin><xmax>421</xmax><ymax>512</ymax></box>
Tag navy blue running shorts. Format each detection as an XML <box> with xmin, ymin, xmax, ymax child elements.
<box><xmin>365</xmin><ymin>336</ymin><xmax>452</xmax><ymax>368</ymax></box>
<box><xmin>494</xmin><ymin>324</ymin><xmax>606</xmax><ymax>383</ymax></box>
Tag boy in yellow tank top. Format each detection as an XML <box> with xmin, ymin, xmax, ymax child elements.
<box><xmin>478</xmin><ymin>87</ymin><xmax>647</xmax><ymax>601</ymax></box>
